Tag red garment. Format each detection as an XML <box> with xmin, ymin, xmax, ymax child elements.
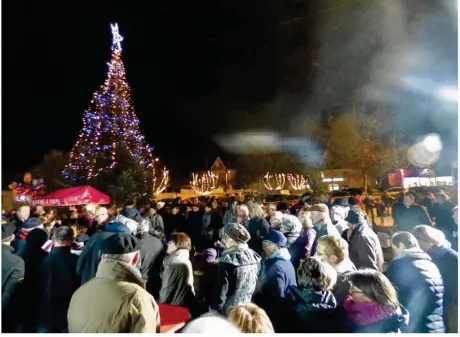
<box><xmin>343</xmin><ymin>298</ymin><xmax>398</xmax><ymax>326</ymax></box>
<box><xmin>158</xmin><ymin>303</ymin><xmax>190</xmax><ymax>333</ymax></box>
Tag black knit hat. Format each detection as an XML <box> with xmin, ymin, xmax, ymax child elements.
<box><xmin>224</xmin><ymin>222</ymin><xmax>251</xmax><ymax>244</ymax></box>
<box><xmin>101</xmin><ymin>233</ymin><xmax>141</xmax><ymax>255</ymax></box>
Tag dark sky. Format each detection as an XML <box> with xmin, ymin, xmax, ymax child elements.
<box><xmin>3</xmin><ymin>0</ymin><xmax>458</xmax><ymax>184</ymax></box>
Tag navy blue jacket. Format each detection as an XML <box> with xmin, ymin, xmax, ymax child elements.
<box><xmin>76</xmin><ymin>223</ymin><xmax>130</xmax><ymax>285</ymax></box>
<box><xmin>387</xmin><ymin>249</ymin><xmax>445</xmax><ymax>333</ymax></box>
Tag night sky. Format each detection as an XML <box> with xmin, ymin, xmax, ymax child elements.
<box><xmin>3</xmin><ymin>0</ymin><xmax>458</xmax><ymax>185</ymax></box>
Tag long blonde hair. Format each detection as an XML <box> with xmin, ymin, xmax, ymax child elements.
<box><xmin>227</xmin><ymin>303</ymin><xmax>274</xmax><ymax>333</ymax></box>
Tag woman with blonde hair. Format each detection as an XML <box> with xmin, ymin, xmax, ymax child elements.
<box><xmin>316</xmin><ymin>235</ymin><xmax>356</xmax><ymax>304</ymax></box>
<box><xmin>227</xmin><ymin>303</ymin><xmax>274</xmax><ymax>333</ymax></box>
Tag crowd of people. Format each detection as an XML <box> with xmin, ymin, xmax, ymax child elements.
<box><xmin>1</xmin><ymin>190</ymin><xmax>458</xmax><ymax>333</ymax></box>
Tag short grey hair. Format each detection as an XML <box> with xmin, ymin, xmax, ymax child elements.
<box><xmin>102</xmin><ymin>251</ymin><xmax>138</xmax><ymax>264</ymax></box>
<box><xmin>238</xmin><ymin>205</ymin><xmax>249</xmax><ymax>217</ymax></box>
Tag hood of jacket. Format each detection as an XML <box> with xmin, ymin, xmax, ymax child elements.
<box><xmin>219</xmin><ymin>244</ymin><xmax>261</xmax><ymax>267</ymax></box>
<box><xmin>96</xmin><ymin>258</ymin><xmax>144</xmax><ymax>288</ymax></box>
<box><xmin>103</xmin><ymin>222</ymin><xmax>131</xmax><ymax>234</ymax></box>
<box><xmin>268</xmin><ymin>247</ymin><xmax>291</xmax><ymax>261</ymax></box>
<box><xmin>394</xmin><ymin>247</ymin><xmax>431</xmax><ymax>261</ymax></box>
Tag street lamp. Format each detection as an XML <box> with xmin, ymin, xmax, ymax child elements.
<box><xmin>155</xmin><ymin>157</ymin><xmax>159</xmax><ymax>162</ymax></box>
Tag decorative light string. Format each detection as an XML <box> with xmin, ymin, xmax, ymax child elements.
<box><xmin>262</xmin><ymin>172</ymin><xmax>286</xmax><ymax>191</ymax></box>
<box><xmin>287</xmin><ymin>174</ymin><xmax>310</xmax><ymax>190</ymax></box>
<box><xmin>62</xmin><ymin>23</ymin><xmax>164</xmax><ymax>187</ymax></box>
<box><xmin>190</xmin><ymin>171</ymin><xmax>219</xmax><ymax>196</ymax></box>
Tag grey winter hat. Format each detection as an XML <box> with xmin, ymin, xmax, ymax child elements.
<box><xmin>224</xmin><ymin>222</ymin><xmax>251</xmax><ymax>244</ymax></box>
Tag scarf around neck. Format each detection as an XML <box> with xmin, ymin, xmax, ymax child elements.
<box><xmin>343</xmin><ymin>298</ymin><xmax>400</xmax><ymax>326</ymax></box>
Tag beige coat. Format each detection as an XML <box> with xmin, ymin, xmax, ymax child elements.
<box><xmin>68</xmin><ymin>259</ymin><xmax>160</xmax><ymax>333</ymax></box>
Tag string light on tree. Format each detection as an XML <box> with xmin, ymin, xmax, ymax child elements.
<box><xmin>62</xmin><ymin>23</ymin><xmax>167</xmax><ymax>186</ymax></box>
<box><xmin>262</xmin><ymin>172</ymin><xmax>286</xmax><ymax>191</ymax></box>
<box><xmin>153</xmin><ymin>167</ymin><xmax>170</xmax><ymax>195</ymax></box>
<box><xmin>190</xmin><ymin>171</ymin><xmax>218</xmax><ymax>196</ymax></box>
<box><xmin>287</xmin><ymin>174</ymin><xmax>310</xmax><ymax>190</ymax></box>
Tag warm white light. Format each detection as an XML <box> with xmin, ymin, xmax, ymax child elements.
<box><xmin>437</xmin><ymin>86</ymin><xmax>458</xmax><ymax>102</ymax></box>
<box><xmin>422</xmin><ymin>134</ymin><xmax>442</xmax><ymax>152</ymax></box>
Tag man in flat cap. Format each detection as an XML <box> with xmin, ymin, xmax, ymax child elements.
<box><xmin>68</xmin><ymin>233</ymin><xmax>160</xmax><ymax>333</ymax></box>
<box><xmin>2</xmin><ymin>217</ymin><xmax>25</xmax><ymax>332</ymax></box>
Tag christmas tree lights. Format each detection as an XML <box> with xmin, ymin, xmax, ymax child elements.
<box><xmin>63</xmin><ymin>23</ymin><xmax>168</xmax><ymax>193</ymax></box>
<box><xmin>190</xmin><ymin>171</ymin><xmax>218</xmax><ymax>196</ymax></box>
<box><xmin>262</xmin><ymin>172</ymin><xmax>286</xmax><ymax>191</ymax></box>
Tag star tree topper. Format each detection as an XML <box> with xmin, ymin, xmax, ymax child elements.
<box><xmin>111</xmin><ymin>23</ymin><xmax>124</xmax><ymax>50</ymax></box>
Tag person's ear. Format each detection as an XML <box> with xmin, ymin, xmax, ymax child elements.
<box><xmin>131</xmin><ymin>251</ymin><xmax>139</xmax><ymax>266</ymax></box>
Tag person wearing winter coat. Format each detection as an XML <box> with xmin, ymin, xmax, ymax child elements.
<box><xmin>343</xmin><ymin>209</ymin><xmax>384</xmax><ymax>271</ymax></box>
<box><xmin>387</xmin><ymin>231</ymin><xmax>445</xmax><ymax>333</ymax></box>
<box><xmin>68</xmin><ymin>233</ymin><xmax>160</xmax><ymax>333</ymax></box>
<box><xmin>338</xmin><ymin>269</ymin><xmax>409</xmax><ymax>333</ymax></box>
<box><xmin>433</xmin><ymin>192</ymin><xmax>456</xmax><ymax>243</ymax></box>
<box><xmin>330</xmin><ymin>198</ymin><xmax>350</xmax><ymax>234</ymax></box>
<box><xmin>120</xmin><ymin>200</ymin><xmax>141</xmax><ymax>221</ymax></box>
<box><xmin>185</xmin><ymin>205</ymin><xmax>203</xmax><ymax>249</ymax></box>
<box><xmin>280</xmin><ymin>214</ymin><xmax>302</xmax><ymax>248</ymax></box>
<box><xmin>413</xmin><ymin>225</ymin><xmax>458</xmax><ymax>333</ymax></box>
<box><xmin>253</xmin><ymin>229</ymin><xmax>297</xmax><ymax>330</ymax></box>
<box><xmin>210</xmin><ymin>223</ymin><xmax>261</xmax><ymax>314</ymax></box>
<box><xmin>148</xmin><ymin>207</ymin><xmax>165</xmax><ymax>233</ymax></box>
<box><xmin>191</xmin><ymin>248</ymin><xmax>219</xmax><ymax>311</ymax></box>
<box><xmin>282</xmin><ymin>257</ymin><xmax>338</xmax><ymax>333</ymax></box>
<box><xmin>307</xmin><ymin>204</ymin><xmax>340</xmax><ymax>257</ymax></box>
<box><xmin>76</xmin><ymin>221</ymin><xmax>131</xmax><ymax>285</ymax></box>
<box><xmin>12</xmin><ymin>216</ymin><xmax>43</xmax><ymax>258</ymax></box>
<box><xmin>159</xmin><ymin>232</ymin><xmax>196</xmax><ymax>310</ymax></box>
<box><xmin>1</xmin><ymin>219</ymin><xmax>24</xmax><ymax>333</ymax></box>
<box><xmin>394</xmin><ymin>193</ymin><xmax>432</xmax><ymax>231</ymax></box>
<box><xmin>247</xmin><ymin>207</ymin><xmax>270</xmax><ymax>256</ymax></box>
<box><xmin>170</xmin><ymin>206</ymin><xmax>186</xmax><ymax>234</ymax></box>
<box><xmin>135</xmin><ymin>221</ymin><xmax>165</xmax><ymax>298</ymax></box>
<box><xmin>290</xmin><ymin>211</ymin><xmax>317</xmax><ymax>268</ymax></box>
<box><xmin>19</xmin><ymin>228</ymin><xmax>50</xmax><ymax>332</ymax></box>
<box><xmin>316</xmin><ymin>235</ymin><xmax>356</xmax><ymax>305</ymax></box>
<box><xmin>268</xmin><ymin>210</ymin><xmax>283</xmax><ymax>229</ymax></box>
<box><xmin>223</xmin><ymin>199</ymin><xmax>238</xmax><ymax>226</ymax></box>
<box><xmin>37</xmin><ymin>226</ymin><xmax>80</xmax><ymax>333</ymax></box>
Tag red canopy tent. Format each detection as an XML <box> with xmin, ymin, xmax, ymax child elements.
<box><xmin>32</xmin><ymin>185</ymin><xmax>110</xmax><ymax>206</ymax></box>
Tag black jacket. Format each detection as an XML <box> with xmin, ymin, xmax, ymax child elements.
<box><xmin>1</xmin><ymin>244</ymin><xmax>25</xmax><ymax>332</ymax></box>
<box><xmin>185</xmin><ymin>211</ymin><xmax>203</xmax><ymax>248</ymax></box>
<box><xmin>76</xmin><ymin>223</ymin><xmax>130</xmax><ymax>285</ymax></box>
<box><xmin>387</xmin><ymin>249</ymin><xmax>445</xmax><ymax>333</ymax></box>
<box><xmin>394</xmin><ymin>204</ymin><xmax>431</xmax><ymax>231</ymax></box>
<box><xmin>136</xmin><ymin>232</ymin><xmax>165</xmax><ymax>297</ymax></box>
<box><xmin>429</xmin><ymin>245</ymin><xmax>458</xmax><ymax>332</ymax></box>
<box><xmin>170</xmin><ymin>214</ymin><xmax>186</xmax><ymax>234</ymax></box>
<box><xmin>282</xmin><ymin>286</ymin><xmax>337</xmax><ymax>333</ymax></box>
<box><xmin>433</xmin><ymin>202</ymin><xmax>456</xmax><ymax>237</ymax></box>
<box><xmin>39</xmin><ymin>246</ymin><xmax>80</xmax><ymax>332</ymax></box>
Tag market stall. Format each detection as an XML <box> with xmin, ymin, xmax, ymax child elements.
<box><xmin>32</xmin><ymin>185</ymin><xmax>110</xmax><ymax>206</ymax></box>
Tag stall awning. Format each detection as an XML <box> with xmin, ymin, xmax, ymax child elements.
<box><xmin>32</xmin><ymin>185</ymin><xmax>110</xmax><ymax>206</ymax></box>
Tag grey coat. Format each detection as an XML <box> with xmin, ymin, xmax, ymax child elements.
<box><xmin>211</xmin><ymin>244</ymin><xmax>261</xmax><ymax>314</ymax></box>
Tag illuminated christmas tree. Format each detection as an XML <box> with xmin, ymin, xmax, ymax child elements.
<box><xmin>63</xmin><ymin>23</ymin><xmax>169</xmax><ymax>194</ymax></box>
